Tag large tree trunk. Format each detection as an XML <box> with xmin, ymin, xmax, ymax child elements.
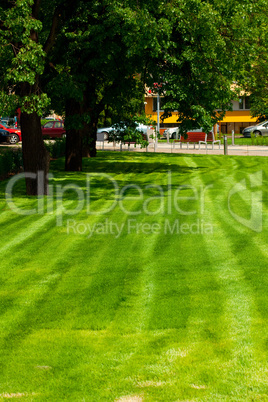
<box><xmin>81</xmin><ymin>88</ymin><xmax>102</xmax><ymax>158</ymax></box>
<box><xmin>20</xmin><ymin>111</ymin><xmax>50</xmax><ymax>195</ymax></box>
<box><xmin>65</xmin><ymin>98</ymin><xmax>82</xmax><ymax>171</ymax></box>
<box><xmin>82</xmin><ymin>120</ymin><xmax>97</xmax><ymax>158</ymax></box>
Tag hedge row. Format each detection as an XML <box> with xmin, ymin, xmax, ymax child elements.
<box><xmin>0</xmin><ymin>138</ymin><xmax>66</xmax><ymax>181</ymax></box>
<box><xmin>0</xmin><ymin>149</ymin><xmax>23</xmax><ymax>180</ymax></box>
<box><xmin>45</xmin><ymin>138</ymin><xmax>66</xmax><ymax>159</ymax></box>
<box><xmin>251</xmin><ymin>133</ymin><xmax>268</xmax><ymax>146</ymax></box>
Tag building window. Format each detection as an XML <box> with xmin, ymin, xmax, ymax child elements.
<box><xmin>238</xmin><ymin>96</ymin><xmax>250</xmax><ymax>110</ymax></box>
<box><xmin>245</xmin><ymin>96</ymin><xmax>250</xmax><ymax>110</ymax></box>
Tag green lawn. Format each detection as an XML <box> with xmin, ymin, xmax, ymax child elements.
<box><xmin>0</xmin><ymin>151</ymin><xmax>267</xmax><ymax>401</ymax></box>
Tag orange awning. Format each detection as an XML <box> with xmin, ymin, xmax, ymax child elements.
<box><xmin>221</xmin><ymin>115</ymin><xmax>257</xmax><ymax>123</ymax></box>
<box><xmin>149</xmin><ymin>111</ymin><xmax>258</xmax><ymax>124</ymax></box>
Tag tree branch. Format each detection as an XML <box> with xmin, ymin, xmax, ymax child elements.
<box><xmin>43</xmin><ymin>5</ymin><xmax>62</xmax><ymax>54</ymax></box>
<box><xmin>32</xmin><ymin>0</ymin><xmax>41</xmax><ymax>20</ymax></box>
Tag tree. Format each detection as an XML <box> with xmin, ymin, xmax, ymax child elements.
<box><xmin>1</xmin><ymin>0</ymin><xmax>264</xmax><ymax>189</ymax></box>
<box><xmin>240</xmin><ymin>0</ymin><xmax>268</xmax><ymax>122</ymax></box>
<box><xmin>144</xmin><ymin>0</ymin><xmax>260</xmax><ymax>133</ymax></box>
<box><xmin>45</xmin><ymin>0</ymin><xmax>159</xmax><ymax>170</ymax></box>
<box><xmin>0</xmin><ymin>0</ymin><xmax>63</xmax><ymax>195</ymax></box>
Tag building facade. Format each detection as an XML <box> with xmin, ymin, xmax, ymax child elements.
<box><xmin>144</xmin><ymin>95</ymin><xmax>258</xmax><ymax>134</ymax></box>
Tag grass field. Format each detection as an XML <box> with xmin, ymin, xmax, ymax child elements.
<box><xmin>159</xmin><ymin>136</ymin><xmax>268</xmax><ymax>146</ymax></box>
<box><xmin>0</xmin><ymin>151</ymin><xmax>267</xmax><ymax>401</ymax></box>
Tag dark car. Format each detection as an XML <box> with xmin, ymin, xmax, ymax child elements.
<box><xmin>0</xmin><ymin>129</ymin><xmax>13</xmax><ymax>143</ymax></box>
<box><xmin>41</xmin><ymin>120</ymin><xmax>65</xmax><ymax>138</ymax></box>
<box><xmin>0</xmin><ymin>123</ymin><xmax>21</xmax><ymax>143</ymax></box>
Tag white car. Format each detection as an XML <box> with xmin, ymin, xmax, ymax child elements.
<box><xmin>163</xmin><ymin>127</ymin><xmax>213</xmax><ymax>139</ymax></box>
<box><xmin>97</xmin><ymin>126</ymin><xmax>115</xmax><ymax>141</ymax></box>
<box><xmin>163</xmin><ymin>127</ymin><xmax>179</xmax><ymax>139</ymax></box>
<box><xmin>97</xmin><ymin>122</ymin><xmax>153</xmax><ymax>141</ymax></box>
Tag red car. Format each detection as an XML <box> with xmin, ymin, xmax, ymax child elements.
<box><xmin>42</xmin><ymin>120</ymin><xmax>66</xmax><ymax>138</ymax></box>
<box><xmin>0</xmin><ymin>123</ymin><xmax>21</xmax><ymax>143</ymax></box>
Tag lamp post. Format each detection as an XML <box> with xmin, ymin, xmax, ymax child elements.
<box><xmin>157</xmin><ymin>92</ymin><xmax>160</xmax><ymax>134</ymax></box>
<box><xmin>224</xmin><ymin>135</ymin><xmax>228</xmax><ymax>155</ymax></box>
<box><xmin>154</xmin><ymin>92</ymin><xmax>160</xmax><ymax>151</ymax></box>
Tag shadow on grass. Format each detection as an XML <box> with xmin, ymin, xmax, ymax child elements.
<box><xmin>0</xmin><ymin>152</ymin><xmax>208</xmax><ymax>200</ymax></box>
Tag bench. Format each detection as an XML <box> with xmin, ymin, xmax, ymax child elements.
<box><xmin>120</xmin><ymin>132</ymin><xmax>151</xmax><ymax>150</ymax></box>
<box><xmin>178</xmin><ymin>132</ymin><xmax>207</xmax><ymax>149</ymax></box>
<box><xmin>200</xmin><ymin>132</ymin><xmax>221</xmax><ymax>149</ymax></box>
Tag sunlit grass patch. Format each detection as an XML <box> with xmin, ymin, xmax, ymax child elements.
<box><xmin>0</xmin><ymin>151</ymin><xmax>267</xmax><ymax>401</ymax></box>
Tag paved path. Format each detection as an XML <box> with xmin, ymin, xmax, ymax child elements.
<box><xmin>97</xmin><ymin>141</ymin><xmax>268</xmax><ymax>156</ymax></box>
<box><xmin>1</xmin><ymin>141</ymin><xmax>267</xmax><ymax>157</ymax></box>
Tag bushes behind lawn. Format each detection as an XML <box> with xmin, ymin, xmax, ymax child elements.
<box><xmin>251</xmin><ymin>132</ymin><xmax>268</xmax><ymax>145</ymax></box>
<box><xmin>0</xmin><ymin>138</ymin><xmax>65</xmax><ymax>181</ymax></box>
<box><xmin>45</xmin><ymin>138</ymin><xmax>66</xmax><ymax>159</ymax></box>
<box><xmin>0</xmin><ymin>148</ymin><xmax>23</xmax><ymax>179</ymax></box>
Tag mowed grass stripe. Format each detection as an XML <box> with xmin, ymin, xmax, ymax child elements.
<box><xmin>13</xmin><ymin>196</ymin><xmax>160</xmax><ymax>332</ymax></box>
<box><xmin>0</xmin><ymin>195</ymin><xmax>129</xmax><ymax>344</ymax></box>
<box><xmin>0</xmin><ymin>153</ymin><xmax>267</xmax><ymax>401</ymax></box>
<box><xmin>205</xmin><ymin>167</ymin><xmax>268</xmax><ymax>375</ymax></box>
<box><xmin>152</xmin><ymin>157</ymin><xmax>227</xmax><ymax>343</ymax></box>
<box><xmin>105</xmin><ymin>160</ymin><xmax>211</xmax><ymax>333</ymax></box>
<box><xmin>145</xmin><ymin>165</ymin><xmax>216</xmax><ymax>333</ymax></box>
<box><xmin>187</xmin><ymin>157</ymin><xmax>268</xmax><ymax>397</ymax></box>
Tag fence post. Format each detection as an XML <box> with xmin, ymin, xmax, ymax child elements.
<box><xmin>232</xmin><ymin>130</ymin><xmax>235</xmax><ymax>146</ymax></box>
<box><xmin>224</xmin><ymin>135</ymin><xmax>228</xmax><ymax>155</ymax></box>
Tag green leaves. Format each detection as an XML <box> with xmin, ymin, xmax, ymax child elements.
<box><xmin>0</xmin><ymin>0</ymin><xmax>48</xmax><ymax>115</ymax></box>
<box><xmin>7</xmin><ymin>43</ymin><xmax>45</xmax><ymax>85</ymax></box>
<box><xmin>3</xmin><ymin>0</ymin><xmax>42</xmax><ymax>43</ymax></box>
<box><xmin>20</xmin><ymin>93</ymin><xmax>50</xmax><ymax>116</ymax></box>
<box><xmin>145</xmin><ymin>0</ymin><xmax>260</xmax><ymax>130</ymax></box>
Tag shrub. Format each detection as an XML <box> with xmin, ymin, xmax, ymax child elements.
<box><xmin>45</xmin><ymin>138</ymin><xmax>66</xmax><ymax>159</ymax></box>
<box><xmin>0</xmin><ymin>149</ymin><xmax>23</xmax><ymax>179</ymax></box>
<box><xmin>250</xmin><ymin>132</ymin><xmax>268</xmax><ymax>146</ymax></box>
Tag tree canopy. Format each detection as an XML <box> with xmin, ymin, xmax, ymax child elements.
<box><xmin>0</xmin><ymin>0</ymin><xmax>268</xmax><ymax>193</ymax></box>
<box><xmin>144</xmin><ymin>0</ymin><xmax>266</xmax><ymax>133</ymax></box>
<box><xmin>240</xmin><ymin>0</ymin><xmax>268</xmax><ymax>122</ymax></box>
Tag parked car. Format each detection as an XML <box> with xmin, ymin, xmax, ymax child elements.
<box><xmin>0</xmin><ymin>116</ymin><xmax>17</xmax><ymax>127</ymax></box>
<box><xmin>0</xmin><ymin>123</ymin><xmax>21</xmax><ymax>143</ymax></box>
<box><xmin>97</xmin><ymin>126</ymin><xmax>114</xmax><ymax>141</ymax></box>
<box><xmin>163</xmin><ymin>127</ymin><xmax>180</xmax><ymax>139</ymax></box>
<box><xmin>163</xmin><ymin>127</ymin><xmax>212</xmax><ymax>139</ymax></box>
<box><xmin>0</xmin><ymin>129</ymin><xmax>13</xmax><ymax>143</ymax></box>
<box><xmin>242</xmin><ymin>121</ymin><xmax>268</xmax><ymax>137</ymax></box>
<box><xmin>42</xmin><ymin>120</ymin><xmax>65</xmax><ymax>138</ymax></box>
<box><xmin>97</xmin><ymin>122</ymin><xmax>153</xmax><ymax>141</ymax></box>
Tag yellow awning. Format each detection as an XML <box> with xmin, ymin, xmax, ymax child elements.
<box><xmin>150</xmin><ymin>112</ymin><xmax>258</xmax><ymax>124</ymax></box>
<box><xmin>220</xmin><ymin>115</ymin><xmax>257</xmax><ymax>123</ymax></box>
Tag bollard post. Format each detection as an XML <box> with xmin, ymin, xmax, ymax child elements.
<box><xmin>232</xmin><ymin>130</ymin><xmax>235</xmax><ymax>146</ymax></box>
<box><xmin>224</xmin><ymin>135</ymin><xmax>228</xmax><ymax>155</ymax></box>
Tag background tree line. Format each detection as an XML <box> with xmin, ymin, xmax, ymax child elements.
<box><xmin>0</xmin><ymin>0</ymin><xmax>267</xmax><ymax>195</ymax></box>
